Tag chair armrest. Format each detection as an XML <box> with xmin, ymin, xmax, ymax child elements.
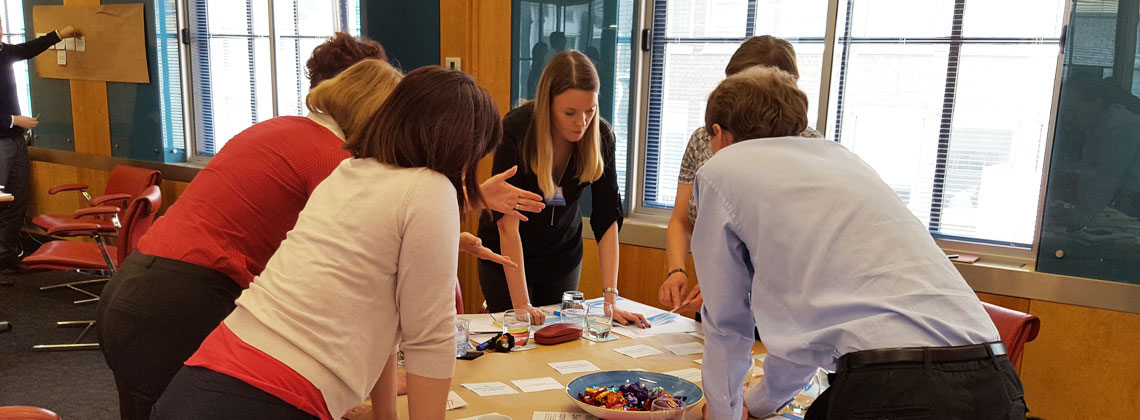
<box><xmin>90</xmin><ymin>193</ymin><xmax>131</xmax><ymax>206</ymax></box>
<box><xmin>45</xmin><ymin>221</ymin><xmax>102</xmax><ymax>237</ymax></box>
<box><xmin>73</xmin><ymin>206</ymin><xmax>121</xmax><ymax>219</ymax></box>
<box><xmin>48</xmin><ymin>184</ymin><xmax>89</xmax><ymax>195</ymax></box>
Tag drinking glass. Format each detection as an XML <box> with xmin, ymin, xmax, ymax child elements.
<box><xmin>786</xmin><ymin>367</ymin><xmax>827</xmax><ymax>413</ymax></box>
<box><xmin>560</xmin><ymin>290</ymin><xmax>586</xmax><ymax>326</ymax></box>
<box><xmin>586</xmin><ymin>302</ymin><xmax>613</xmax><ymax>340</ymax></box>
<box><xmin>649</xmin><ymin>396</ymin><xmax>684</xmax><ymax>420</ymax></box>
<box><xmin>455</xmin><ymin>318</ymin><xmax>471</xmax><ymax>357</ymax></box>
<box><xmin>503</xmin><ymin>309</ymin><xmax>532</xmax><ymax>350</ymax></box>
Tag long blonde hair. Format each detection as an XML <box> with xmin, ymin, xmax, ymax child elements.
<box><xmin>306</xmin><ymin>59</ymin><xmax>403</xmax><ymax>140</ymax></box>
<box><xmin>526</xmin><ymin>50</ymin><xmax>604</xmax><ymax>199</ymax></box>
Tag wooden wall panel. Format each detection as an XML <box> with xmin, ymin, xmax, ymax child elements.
<box><xmin>1019</xmin><ymin>301</ymin><xmax>1140</xmax><ymax>419</ymax></box>
<box><xmin>441</xmin><ymin>0</ymin><xmax>511</xmax><ymax>314</ymax></box>
<box><xmin>64</xmin><ymin>0</ymin><xmax>112</xmax><ymax>156</ymax></box>
<box><xmin>28</xmin><ymin>161</ymin><xmax>82</xmax><ymax>218</ymax></box>
<box><xmin>69</xmin><ymin>80</ymin><xmax>111</xmax><ymax>156</ymax></box>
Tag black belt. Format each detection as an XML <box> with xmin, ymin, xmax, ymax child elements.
<box><xmin>839</xmin><ymin>342</ymin><xmax>1006</xmax><ymax>370</ymax></box>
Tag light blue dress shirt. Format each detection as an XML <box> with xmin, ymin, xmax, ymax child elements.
<box><xmin>691</xmin><ymin>137</ymin><xmax>999</xmax><ymax>419</ymax></box>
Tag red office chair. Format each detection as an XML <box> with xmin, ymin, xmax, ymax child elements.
<box><xmin>24</xmin><ymin>186</ymin><xmax>162</xmax><ymax>351</ymax></box>
<box><xmin>0</xmin><ymin>406</ymin><xmax>60</xmax><ymax>420</ymax></box>
<box><xmin>981</xmin><ymin>301</ymin><xmax>1041</xmax><ymax>366</ymax></box>
<box><xmin>455</xmin><ymin>278</ymin><xmax>464</xmax><ymax>315</ymax></box>
<box><xmin>31</xmin><ymin>166</ymin><xmax>162</xmax><ymax>304</ymax></box>
<box><xmin>33</xmin><ymin>164</ymin><xmax>162</xmax><ymax>235</ymax></box>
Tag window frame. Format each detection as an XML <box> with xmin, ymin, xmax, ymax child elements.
<box><xmin>625</xmin><ymin>0</ymin><xmax>1072</xmax><ymax>264</ymax></box>
<box><xmin>175</xmin><ymin>0</ymin><xmax>356</xmax><ymax>165</ymax></box>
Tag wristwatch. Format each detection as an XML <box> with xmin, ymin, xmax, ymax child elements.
<box><xmin>666</xmin><ymin>268</ymin><xmax>687</xmax><ymax>279</ymax></box>
<box><xmin>602</xmin><ymin>287</ymin><xmax>619</xmax><ymax>295</ymax></box>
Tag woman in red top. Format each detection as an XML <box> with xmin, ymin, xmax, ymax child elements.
<box><xmin>95</xmin><ymin>37</ymin><xmax>542</xmax><ymax>420</ymax></box>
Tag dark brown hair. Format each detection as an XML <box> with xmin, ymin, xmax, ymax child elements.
<box><xmin>705</xmin><ymin>66</ymin><xmax>808</xmax><ymax>142</ymax></box>
<box><xmin>725</xmin><ymin>35</ymin><xmax>799</xmax><ymax>78</ymax></box>
<box><xmin>306</xmin><ymin>32</ymin><xmax>387</xmax><ymax>88</ymax></box>
<box><xmin>345</xmin><ymin>67</ymin><xmax>501</xmax><ymax>210</ymax></box>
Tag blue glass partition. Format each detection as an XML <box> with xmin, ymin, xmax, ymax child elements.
<box><xmin>1037</xmin><ymin>0</ymin><xmax>1140</xmax><ymax>284</ymax></box>
<box><xmin>511</xmin><ymin>0</ymin><xmax>635</xmax><ymax>212</ymax></box>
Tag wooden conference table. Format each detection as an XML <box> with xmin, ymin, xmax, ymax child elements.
<box><xmin>344</xmin><ymin>299</ymin><xmax>771</xmax><ymax>420</ymax></box>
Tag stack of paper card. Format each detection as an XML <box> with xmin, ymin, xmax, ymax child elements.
<box><xmin>612</xmin><ymin>344</ymin><xmax>663</xmax><ymax>359</ymax></box>
<box><xmin>510</xmin><ymin>377</ymin><xmax>563</xmax><ymax>393</ymax></box>
<box><xmin>460</xmin><ymin>382</ymin><xmax>518</xmax><ymax>396</ymax></box>
<box><xmin>547</xmin><ymin>360</ymin><xmax>600</xmax><ymax>374</ymax></box>
<box><xmin>664</xmin><ymin>342</ymin><xmax>704</xmax><ymax>355</ymax></box>
<box><xmin>446</xmin><ymin>390</ymin><xmax>467</xmax><ymax>410</ymax></box>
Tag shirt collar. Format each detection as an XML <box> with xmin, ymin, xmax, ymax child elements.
<box><xmin>306</xmin><ymin>112</ymin><xmax>345</xmax><ymax>142</ymax></box>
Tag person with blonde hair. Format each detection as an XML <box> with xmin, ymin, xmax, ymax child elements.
<box><xmin>659</xmin><ymin>35</ymin><xmax>823</xmax><ymax>315</ymax></box>
<box><xmin>477</xmin><ymin>50</ymin><xmax>648</xmax><ymax>327</ymax></box>
<box><xmin>151</xmin><ymin>66</ymin><xmax>503</xmax><ymax>420</ymax></box>
<box><xmin>695</xmin><ymin>66</ymin><xmax>1022</xmax><ymax>420</ymax></box>
<box><xmin>97</xmin><ymin>50</ymin><xmax>539</xmax><ymax>419</ymax></box>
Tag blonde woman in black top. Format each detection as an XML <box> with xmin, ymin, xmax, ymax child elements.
<box><xmin>477</xmin><ymin>50</ymin><xmax>648</xmax><ymax>327</ymax></box>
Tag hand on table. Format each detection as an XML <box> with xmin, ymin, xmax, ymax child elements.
<box><xmin>514</xmin><ymin>304</ymin><xmax>546</xmax><ymax>325</ymax></box>
<box><xmin>481</xmin><ymin>166</ymin><xmax>545</xmax><ymax>221</ymax></box>
<box><xmin>12</xmin><ymin>116</ymin><xmax>37</xmax><ymax>129</ymax></box>
<box><xmin>58</xmin><ymin>26</ymin><xmax>81</xmax><ymax>39</ymax></box>
<box><xmin>610</xmin><ymin>306</ymin><xmax>650</xmax><ymax>328</ymax></box>
<box><xmin>459</xmin><ymin>232</ymin><xmax>517</xmax><ymax>268</ymax></box>
<box><xmin>658</xmin><ymin>273</ymin><xmax>702</xmax><ymax>313</ymax></box>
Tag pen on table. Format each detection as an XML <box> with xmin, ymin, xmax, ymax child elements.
<box><xmin>669</xmin><ymin>297</ymin><xmax>693</xmax><ymax>314</ymax></box>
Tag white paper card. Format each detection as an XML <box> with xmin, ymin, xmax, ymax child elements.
<box><xmin>63</xmin><ymin>38</ymin><xmax>76</xmax><ymax>50</ymax></box>
<box><xmin>548</xmin><ymin>360</ymin><xmax>600</xmax><ymax>375</ymax></box>
<box><xmin>461</xmin><ymin>313</ymin><xmax>502</xmax><ymax>334</ymax></box>
<box><xmin>664</xmin><ymin>342</ymin><xmax>704</xmax><ymax>355</ymax></box>
<box><xmin>511</xmin><ymin>377</ymin><xmax>563</xmax><ymax>393</ymax></box>
<box><xmin>457</xmin><ymin>413</ymin><xmax>506</xmax><ymax>420</ymax></box>
<box><xmin>693</xmin><ymin>359</ymin><xmax>702</xmax><ymax>365</ymax></box>
<box><xmin>446</xmin><ymin>390</ymin><xmax>467</xmax><ymax>410</ymax></box>
<box><xmin>664</xmin><ymin>367</ymin><xmax>703</xmax><ymax>383</ymax></box>
<box><xmin>56</xmin><ymin>50</ymin><xmax>66</xmax><ymax>65</ymax></box>
<box><xmin>532</xmin><ymin>412</ymin><xmax>599</xmax><ymax>420</ymax></box>
<box><xmin>754</xmin><ymin>353</ymin><xmax>768</xmax><ymax>363</ymax></box>
<box><xmin>613</xmin><ymin>344</ymin><xmax>664</xmax><ymax>359</ymax></box>
<box><xmin>461</xmin><ymin>382</ymin><xmax>519</xmax><ymax>396</ymax></box>
<box><xmin>54</xmin><ymin>40</ymin><xmax>65</xmax><ymax>50</ymax></box>
<box><xmin>76</xmin><ymin>36</ymin><xmax>86</xmax><ymax>52</ymax></box>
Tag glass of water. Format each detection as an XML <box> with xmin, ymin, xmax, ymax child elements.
<box><xmin>649</xmin><ymin>396</ymin><xmax>684</xmax><ymax>420</ymax></box>
<box><xmin>455</xmin><ymin>318</ymin><xmax>470</xmax><ymax>357</ymax></box>
<box><xmin>586</xmin><ymin>302</ymin><xmax>613</xmax><ymax>340</ymax></box>
<box><xmin>503</xmin><ymin>309</ymin><xmax>532</xmax><ymax>350</ymax></box>
<box><xmin>561</xmin><ymin>290</ymin><xmax>586</xmax><ymax>326</ymax></box>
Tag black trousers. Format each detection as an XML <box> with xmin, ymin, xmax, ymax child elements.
<box><xmin>804</xmin><ymin>345</ymin><xmax>1028</xmax><ymax>420</ymax></box>
<box><xmin>151</xmin><ymin>366</ymin><xmax>317</xmax><ymax>420</ymax></box>
<box><xmin>478</xmin><ymin>259</ymin><xmax>582</xmax><ymax>313</ymax></box>
<box><xmin>96</xmin><ymin>251</ymin><xmax>242</xmax><ymax>420</ymax></box>
<box><xmin>0</xmin><ymin>136</ymin><xmax>29</xmax><ymax>266</ymax></box>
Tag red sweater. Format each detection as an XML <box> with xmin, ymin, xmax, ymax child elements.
<box><xmin>138</xmin><ymin>116</ymin><xmax>350</xmax><ymax>288</ymax></box>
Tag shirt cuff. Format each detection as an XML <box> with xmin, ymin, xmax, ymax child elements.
<box><xmin>9</xmin><ymin>116</ymin><xmax>13</xmax><ymax>128</ymax></box>
<box><xmin>744</xmin><ymin>382</ymin><xmax>787</xmax><ymax>418</ymax></box>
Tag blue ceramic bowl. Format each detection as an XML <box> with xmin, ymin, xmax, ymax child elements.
<box><xmin>566</xmin><ymin>370</ymin><xmax>704</xmax><ymax>419</ymax></box>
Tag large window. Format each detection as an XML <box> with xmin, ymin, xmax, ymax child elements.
<box><xmin>639</xmin><ymin>0</ymin><xmax>1064</xmax><ymax>249</ymax></box>
<box><xmin>2</xmin><ymin>0</ymin><xmax>32</xmax><ymax>118</ymax></box>
<box><xmin>184</xmin><ymin>0</ymin><xmax>361</xmax><ymax>157</ymax></box>
<box><xmin>642</xmin><ymin>0</ymin><xmax>828</xmax><ymax>210</ymax></box>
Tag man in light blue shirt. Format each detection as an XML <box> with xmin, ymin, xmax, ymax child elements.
<box><xmin>692</xmin><ymin>66</ymin><xmax>1026</xmax><ymax>419</ymax></box>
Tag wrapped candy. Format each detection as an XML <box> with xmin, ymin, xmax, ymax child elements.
<box><xmin>577</xmin><ymin>382</ymin><xmax>688</xmax><ymax>411</ymax></box>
